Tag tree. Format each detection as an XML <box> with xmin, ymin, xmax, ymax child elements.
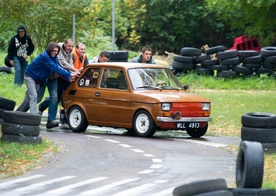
<box><xmin>205</xmin><ymin>0</ymin><xmax>276</xmax><ymax>46</ymax></box>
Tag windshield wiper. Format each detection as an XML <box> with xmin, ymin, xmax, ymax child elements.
<box><xmin>136</xmin><ymin>85</ymin><xmax>161</xmax><ymax>90</ymax></box>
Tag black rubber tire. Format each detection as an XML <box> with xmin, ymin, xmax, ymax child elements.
<box><xmin>236</xmin><ymin>141</ymin><xmax>264</xmax><ymax>188</ymax></box>
<box><xmin>1</xmin><ymin>121</ymin><xmax>40</xmax><ymax>136</ymax></box>
<box><xmin>217</xmin><ymin>50</ymin><xmax>238</xmax><ymax>60</ymax></box>
<box><xmin>243</xmin><ymin>63</ymin><xmax>262</xmax><ymax>69</ymax></box>
<box><xmin>217</xmin><ymin>70</ymin><xmax>237</xmax><ymax>78</ymax></box>
<box><xmin>256</xmin><ymin>67</ymin><xmax>274</xmax><ymax>75</ymax></box>
<box><xmin>211</xmin><ymin>64</ymin><xmax>230</xmax><ymax>71</ymax></box>
<box><xmin>241</xmin><ymin>126</ymin><xmax>276</xmax><ymax>143</ymax></box>
<box><xmin>2</xmin><ymin>110</ymin><xmax>41</xmax><ymax>126</ymax></box>
<box><xmin>172</xmin><ymin>60</ymin><xmax>185</xmax><ymax>70</ymax></box>
<box><xmin>180</xmin><ymin>47</ymin><xmax>202</xmax><ymax>56</ymax></box>
<box><xmin>205</xmin><ymin>45</ymin><xmax>226</xmax><ymax>55</ymax></box>
<box><xmin>1</xmin><ymin>134</ymin><xmax>42</xmax><ymax>144</ymax></box>
<box><xmin>194</xmin><ymin>54</ymin><xmax>211</xmax><ymax>64</ymax></box>
<box><xmin>261</xmin><ymin>46</ymin><xmax>276</xmax><ymax>57</ymax></box>
<box><xmin>228</xmin><ymin>188</ymin><xmax>276</xmax><ymax>196</ymax></box>
<box><xmin>0</xmin><ymin>66</ymin><xmax>12</xmax><ymax>74</ymax></box>
<box><xmin>108</xmin><ymin>51</ymin><xmax>129</xmax><ymax>60</ymax></box>
<box><xmin>195</xmin><ymin>67</ymin><xmax>214</xmax><ymax>76</ymax></box>
<box><xmin>220</xmin><ymin>57</ymin><xmax>241</xmax><ymax>66</ymax></box>
<box><xmin>181</xmin><ymin>63</ymin><xmax>194</xmax><ymax>70</ymax></box>
<box><xmin>173</xmin><ymin>55</ymin><xmax>194</xmax><ymax>63</ymax></box>
<box><xmin>172</xmin><ymin>178</ymin><xmax>227</xmax><ymax>196</ymax></box>
<box><xmin>0</xmin><ymin>108</ymin><xmax>5</xmax><ymax>118</ymax></box>
<box><xmin>68</xmin><ymin>106</ymin><xmax>88</xmax><ymax>133</ymax></box>
<box><xmin>201</xmin><ymin>59</ymin><xmax>220</xmax><ymax>67</ymax></box>
<box><xmin>186</xmin><ymin>124</ymin><xmax>208</xmax><ymax>138</ymax></box>
<box><xmin>233</xmin><ymin>65</ymin><xmax>253</xmax><ymax>75</ymax></box>
<box><xmin>0</xmin><ymin>97</ymin><xmax>16</xmax><ymax>110</ymax></box>
<box><xmin>263</xmin><ymin>62</ymin><xmax>276</xmax><ymax>69</ymax></box>
<box><xmin>108</xmin><ymin>59</ymin><xmax>128</xmax><ymax>62</ymax></box>
<box><xmin>133</xmin><ymin>110</ymin><xmax>156</xmax><ymax>137</ymax></box>
<box><xmin>194</xmin><ymin>190</ymin><xmax>233</xmax><ymax>196</ymax></box>
<box><xmin>238</xmin><ymin>50</ymin><xmax>260</xmax><ymax>58</ymax></box>
<box><xmin>243</xmin><ymin>54</ymin><xmax>263</xmax><ymax>63</ymax></box>
<box><xmin>242</xmin><ymin>112</ymin><xmax>276</xmax><ymax>128</ymax></box>
<box><xmin>264</xmin><ymin>55</ymin><xmax>276</xmax><ymax>63</ymax></box>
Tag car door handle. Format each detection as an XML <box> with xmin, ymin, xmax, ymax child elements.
<box><xmin>95</xmin><ymin>92</ymin><xmax>101</xmax><ymax>97</ymax></box>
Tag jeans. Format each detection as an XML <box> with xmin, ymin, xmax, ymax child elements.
<box><xmin>13</xmin><ymin>56</ymin><xmax>27</xmax><ymax>86</ymax></box>
<box><xmin>23</xmin><ymin>75</ymin><xmax>40</xmax><ymax>113</ymax></box>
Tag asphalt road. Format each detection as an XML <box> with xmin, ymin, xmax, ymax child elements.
<box><xmin>0</xmin><ymin>116</ymin><xmax>241</xmax><ymax>196</ymax></box>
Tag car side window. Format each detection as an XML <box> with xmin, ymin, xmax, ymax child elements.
<box><xmin>100</xmin><ymin>69</ymin><xmax>128</xmax><ymax>90</ymax></box>
<box><xmin>78</xmin><ymin>68</ymin><xmax>100</xmax><ymax>88</ymax></box>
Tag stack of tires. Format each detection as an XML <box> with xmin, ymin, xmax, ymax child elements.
<box><xmin>108</xmin><ymin>51</ymin><xmax>129</xmax><ymax>62</ymax></box>
<box><xmin>172</xmin><ymin>141</ymin><xmax>276</xmax><ymax>196</ymax></box>
<box><xmin>235</xmin><ymin>50</ymin><xmax>261</xmax><ymax>77</ymax></box>
<box><xmin>171</xmin><ymin>47</ymin><xmax>202</xmax><ymax>75</ymax></box>
<box><xmin>241</xmin><ymin>112</ymin><xmax>276</xmax><ymax>149</ymax></box>
<box><xmin>215</xmin><ymin>48</ymin><xmax>240</xmax><ymax>78</ymax></box>
<box><xmin>0</xmin><ymin>96</ymin><xmax>42</xmax><ymax>144</ymax></box>
<box><xmin>260</xmin><ymin>47</ymin><xmax>276</xmax><ymax>76</ymax></box>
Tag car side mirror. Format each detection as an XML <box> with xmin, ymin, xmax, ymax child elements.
<box><xmin>183</xmin><ymin>84</ymin><xmax>189</xmax><ymax>91</ymax></box>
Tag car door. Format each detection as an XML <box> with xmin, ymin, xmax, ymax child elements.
<box><xmin>91</xmin><ymin>68</ymin><xmax>133</xmax><ymax>127</ymax></box>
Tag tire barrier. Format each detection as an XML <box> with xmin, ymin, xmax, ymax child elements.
<box><xmin>0</xmin><ymin>65</ymin><xmax>12</xmax><ymax>74</ymax></box>
<box><xmin>171</xmin><ymin>46</ymin><xmax>276</xmax><ymax>78</ymax></box>
<box><xmin>108</xmin><ymin>51</ymin><xmax>129</xmax><ymax>62</ymax></box>
<box><xmin>241</xmin><ymin>112</ymin><xmax>276</xmax><ymax>146</ymax></box>
<box><xmin>0</xmin><ymin>97</ymin><xmax>42</xmax><ymax>144</ymax></box>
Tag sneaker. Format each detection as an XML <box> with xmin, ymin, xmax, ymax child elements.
<box><xmin>46</xmin><ymin>120</ymin><xmax>59</xmax><ymax>129</ymax></box>
<box><xmin>60</xmin><ymin>123</ymin><xmax>70</xmax><ymax>129</ymax></box>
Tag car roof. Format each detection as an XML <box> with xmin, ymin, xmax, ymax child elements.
<box><xmin>85</xmin><ymin>62</ymin><xmax>167</xmax><ymax>70</ymax></box>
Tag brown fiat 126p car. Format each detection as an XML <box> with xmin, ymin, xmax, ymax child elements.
<box><xmin>62</xmin><ymin>63</ymin><xmax>212</xmax><ymax>138</ymax></box>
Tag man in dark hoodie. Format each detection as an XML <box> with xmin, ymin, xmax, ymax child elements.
<box><xmin>129</xmin><ymin>46</ymin><xmax>156</xmax><ymax>64</ymax></box>
<box><xmin>7</xmin><ymin>25</ymin><xmax>35</xmax><ymax>86</ymax></box>
<box><xmin>16</xmin><ymin>42</ymin><xmax>78</xmax><ymax>128</ymax></box>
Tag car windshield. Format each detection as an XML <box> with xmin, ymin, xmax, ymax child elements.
<box><xmin>128</xmin><ymin>68</ymin><xmax>183</xmax><ymax>90</ymax></box>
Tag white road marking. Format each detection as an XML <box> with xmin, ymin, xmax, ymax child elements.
<box><xmin>104</xmin><ymin>139</ymin><xmax>120</xmax><ymax>143</ymax></box>
<box><xmin>80</xmin><ymin>178</ymin><xmax>139</xmax><ymax>195</ymax></box>
<box><xmin>86</xmin><ymin>135</ymin><xmax>102</xmax><ymax>139</ymax></box>
<box><xmin>143</xmin><ymin>154</ymin><xmax>155</xmax><ymax>157</ymax></box>
<box><xmin>131</xmin><ymin>149</ymin><xmax>144</xmax><ymax>153</ymax></box>
<box><xmin>119</xmin><ymin>144</ymin><xmax>132</xmax><ymax>148</ymax></box>
<box><xmin>46</xmin><ymin>177</ymin><xmax>108</xmax><ymax>194</ymax></box>
<box><xmin>150</xmin><ymin>164</ymin><xmax>163</xmax><ymax>169</ymax></box>
<box><xmin>0</xmin><ymin>174</ymin><xmax>45</xmax><ymax>188</ymax></box>
<box><xmin>185</xmin><ymin>139</ymin><xmax>228</xmax><ymax>147</ymax></box>
<box><xmin>152</xmin><ymin>158</ymin><xmax>162</xmax><ymax>163</ymax></box>
<box><xmin>139</xmin><ymin>170</ymin><xmax>154</xmax><ymax>174</ymax></box>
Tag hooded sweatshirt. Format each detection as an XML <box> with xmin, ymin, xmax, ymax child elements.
<box><xmin>26</xmin><ymin>42</ymin><xmax>71</xmax><ymax>82</ymax></box>
<box><xmin>7</xmin><ymin>25</ymin><xmax>35</xmax><ymax>59</ymax></box>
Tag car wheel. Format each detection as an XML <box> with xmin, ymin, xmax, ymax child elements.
<box><xmin>236</xmin><ymin>141</ymin><xmax>264</xmax><ymax>188</ymax></box>
<box><xmin>68</xmin><ymin>106</ymin><xmax>88</xmax><ymax>133</ymax></box>
<box><xmin>172</xmin><ymin>178</ymin><xmax>227</xmax><ymax>196</ymax></box>
<box><xmin>186</xmin><ymin>124</ymin><xmax>208</xmax><ymax>138</ymax></box>
<box><xmin>133</xmin><ymin>110</ymin><xmax>156</xmax><ymax>137</ymax></box>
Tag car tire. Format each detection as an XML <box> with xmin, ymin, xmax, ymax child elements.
<box><xmin>217</xmin><ymin>50</ymin><xmax>238</xmax><ymax>60</ymax></box>
<box><xmin>243</xmin><ymin>63</ymin><xmax>262</xmax><ymax>69</ymax></box>
<box><xmin>173</xmin><ymin>55</ymin><xmax>194</xmax><ymax>63</ymax></box>
<box><xmin>236</xmin><ymin>141</ymin><xmax>264</xmax><ymax>188</ymax></box>
<box><xmin>195</xmin><ymin>67</ymin><xmax>214</xmax><ymax>76</ymax></box>
<box><xmin>194</xmin><ymin>54</ymin><xmax>211</xmax><ymax>64</ymax></box>
<box><xmin>217</xmin><ymin>70</ymin><xmax>237</xmax><ymax>78</ymax></box>
<box><xmin>220</xmin><ymin>57</ymin><xmax>241</xmax><ymax>66</ymax></box>
<box><xmin>133</xmin><ymin>110</ymin><xmax>156</xmax><ymax>137</ymax></box>
<box><xmin>172</xmin><ymin>178</ymin><xmax>227</xmax><ymax>196</ymax></box>
<box><xmin>2</xmin><ymin>110</ymin><xmax>41</xmax><ymax>126</ymax></box>
<box><xmin>205</xmin><ymin>45</ymin><xmax>226</xmax><ymax>55</ymax></box>
<box><xmin>0</xmin><ymin>97</ymin><xmax>16</xmax><ymax>111</ymax></box>
<box><xmin>1</xmin><ymin>134</ymin><xmax>42</xmax><ymax>144</ymax></box>
<box><xmin>228</xmin><ymin>188</ymin><xmax>276</xmax><ymax>196</ymax></box>
<box><xmin>1</xmin><ymin>121</ymin><xmax>40</xmax><ymax>136</ymax></box>
<box><xmin>186</xmin><ymin>123</ymin><xmax>208</xmax><ymax>138</ymax></box>
<box><xmin>256</xmin><ymin>67</ymin><xmax>274</xmax><ymax>75</ymax></box>
<box><xmin>68</xmin><ymin>106</ymin><xmax>88</xmax><ymax>133</ymax></box>
<box><xmin>0</xmin><ymin>66</ymin><xmax>12</xmax><ymax>74</ymax></box>
<box><xmin>180</xmin><ymin>47</ymin><xmax>202</xmax><ymax>56</ymax></box>
<box><xmin>241</xmin><ymin>126</ymin><xmax>276</xmax><ymax>143</ymax></box>
<box><xmin>233</xmin><ymin>65</ymin><xmax>253</xmax><ymax>75</ymax></box>
<box><xmin>242</xmin><ymin>54</ymin><xmax>263</xmax><ymax>63</ymax></box>
<box><xmin>201</xmin><ymin>59</ymin><xmax>220</xmax><ymax>67</ymax></box>
<box><xmin>261</xmin><ymin>46</ymin><xmax>276</xmax><ymax>56</ymax></box>
<box><xmin>211</xmin><ymin>64</ymin><xmax>230</xmax><ymax>71</ymax></box>
<box><xmin>241</xmin><ymin>112</ymin><xmax>276</xmax><ymax>128</ymax></box>
<box><xmin>194</xmin><ymin>190</ymin><xmax>233</xmax><ymax>196</ymax></box>
<box><xmin>238</xmin><ymin>50</ymin><xmax>260</xmax><ymax>58</ymax></box>
<box><xmin>109</xmin><ymin>51</ymin><xmax>129</xmax><ymax>60</ymax></box>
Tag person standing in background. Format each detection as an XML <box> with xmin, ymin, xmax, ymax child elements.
<box><xmin>89</xmin><ymin>50</ymin><xmax>110</xmax><ymax>63</ymax></box>
<box><xmin>7</xmin><ymin>25</ymin><xmax>35</xmax><ymax>86</ymax></box>
<box><xmin>129</xmin><ymin>46</ymin><xmax>156</xmax><ymax>64</ymax></box>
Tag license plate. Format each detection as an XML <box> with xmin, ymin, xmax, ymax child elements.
<box><xmin>176</xmin><ymin>122</ymin><xmax>200</xmax><ymax>129</ymax></box>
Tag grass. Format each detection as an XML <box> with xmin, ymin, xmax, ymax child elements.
<box><xmin>0</xmin><ymin>60</ymin><xmax>276</xmax><ymax>188</ymax></box>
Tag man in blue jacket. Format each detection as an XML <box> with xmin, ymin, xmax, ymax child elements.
<box><xmin>17</xmin><ymin>42</ymin><xmax>78</xmax><ymax>128</ymax></box>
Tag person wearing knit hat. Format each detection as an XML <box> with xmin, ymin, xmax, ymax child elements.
<box><xmin>16</xmin><ymin>42</ymin><xmax>79</xmax><ymax>128</ymax></box>
<box><xmin>7</xmin><ymin>25</ymin><xmax>35</xmax><ymax>86</ymax></box>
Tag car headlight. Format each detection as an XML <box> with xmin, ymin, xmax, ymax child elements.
<box><xmin>202</xmin><ymin>103</ymin><xmax>210</xmax><ymax>111</ymax></box>
<box><xmin>161</xmin><ymin>103</ymin><xmax>171</xmax><ymax>111</ymax></box>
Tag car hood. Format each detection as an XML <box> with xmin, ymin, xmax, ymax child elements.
<box><xmin>134</xmin><ymin>90</ymin><xmax>210</xmax><ymax>103</ymax></box>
